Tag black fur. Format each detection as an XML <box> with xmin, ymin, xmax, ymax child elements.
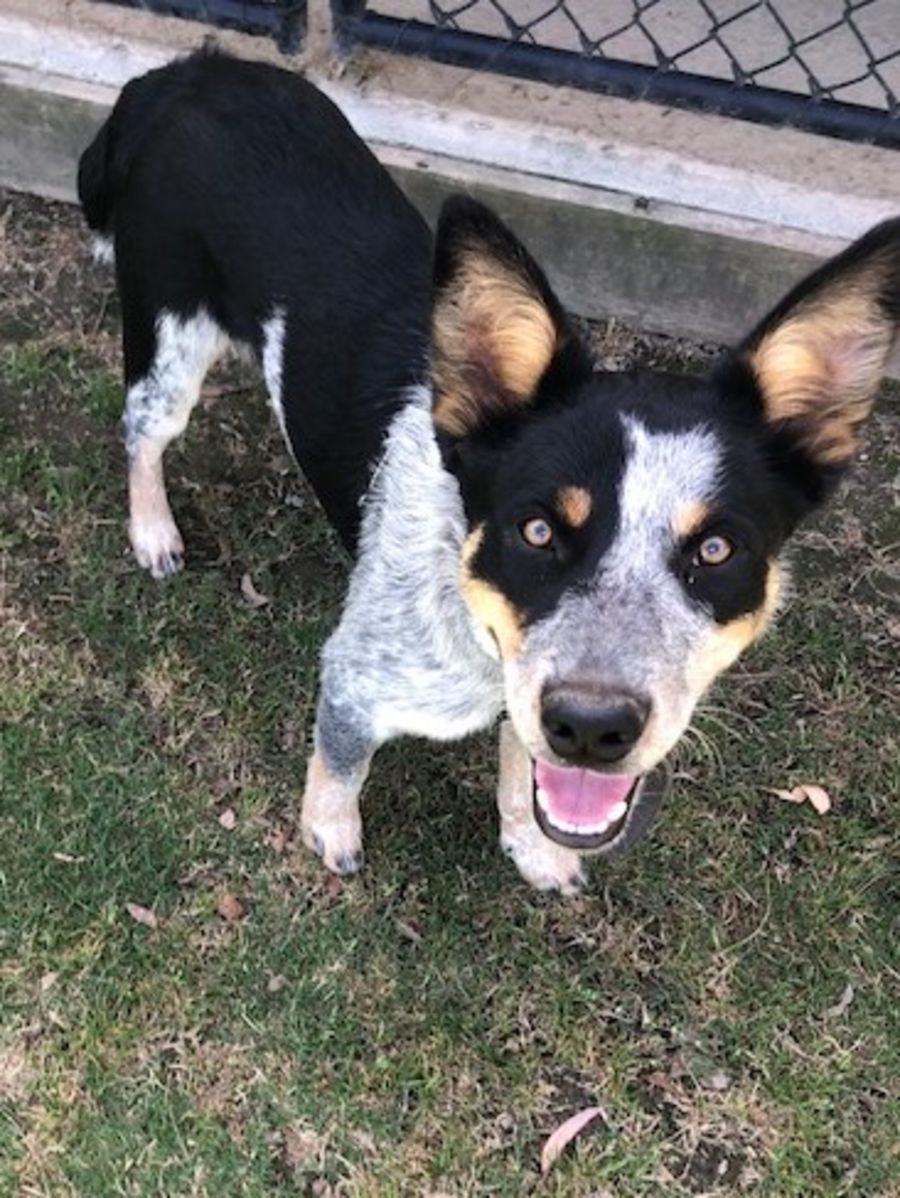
<box><xmin>78</xmin><ymin>48</ymin><xmax>431</xmax><ymax>549</ymax></box>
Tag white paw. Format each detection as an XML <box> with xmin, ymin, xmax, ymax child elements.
<box><xmin>129</xmin><ymin>516</ymin><xmax>184</xmax><ymax>579</ymax></box>
<box><xmin>301</xmin><ymin>814</ymin><xmax>364</xmax><ymax>876</ymax></box>
<box><xmin>500</xmin><ymin>825</ymin><xmax>586</xmax><ymax>896</ymax></box>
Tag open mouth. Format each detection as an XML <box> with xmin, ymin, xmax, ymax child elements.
<box><xmin>532</xmin><ymin>758</ymin><xmax>670</xmax><ymax>855</ymax></box>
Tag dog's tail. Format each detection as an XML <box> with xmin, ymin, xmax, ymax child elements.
<box><xmin>77</xmin><ymin>116</ymin><xmax>116</xmax><ymax>241</ymax></box>
<box><xmin>77</xmin><ymin>56</ymin><xmax>199</xmax><ymax>258</ymax></box>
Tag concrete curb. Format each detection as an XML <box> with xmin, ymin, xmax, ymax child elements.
<box><xmin>1</xmin><ymin>4</ymin><xmax>899</xmax><ymax>372</ymax></box>
<box><xmin>0</xmin><ymin>69</ymin><xmax>823</xmax><ymax>347</ymax></box>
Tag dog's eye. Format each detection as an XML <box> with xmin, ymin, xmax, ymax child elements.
<box><xmin>695</xmin><ymin>534</ymin><xmax>734</xmax><ymax>566</ymax></box>
<box><xmin>520</xmin><ymin>517</ymin><xmax>553</xmax><ymax>549</ymax></box>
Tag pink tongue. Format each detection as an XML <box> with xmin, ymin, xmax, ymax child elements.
<box><xmin>535</xmin><ymin>759</ymin><xmax>635</xmax><ymax>827</ymax></box>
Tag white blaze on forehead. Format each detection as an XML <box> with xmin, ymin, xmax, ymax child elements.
<box><xmin>608</xmin><ymin>415</ymin><xmax>722</xmax><ymax>573</ymax></box>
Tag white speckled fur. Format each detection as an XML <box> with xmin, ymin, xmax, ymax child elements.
<box><xmin>262</xmin><ymin>307</ymin><xmax>289</xmax><ymax>442</ymax></box>
<box><xmin>317</xmin><ymin>387</ymin><xmax>504</xmax><ymax>750</ymax></box>
<box><xmin>91</xmin><ymin>234</ymin><xmax>115</xmax><ymax>266</ymax></box>
<box><xmin>301</xmin><ymin>388</ymin><xmax>514</xmax><ymax>877</ymax></box>
<box><xmin>124</xmin><ymin>309</ymin><xmax>230</xmax><ymax>577</ymax></box>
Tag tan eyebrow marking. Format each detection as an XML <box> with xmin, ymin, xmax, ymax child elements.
<box><xmin>671</xmin><ymin>499</ymin><xmax>711</xmax><ymax>540</ymax></box>
<box><xmin>556</xmin><ymin>485</ymin><xmax>592</xmax><ymax>528</ymax></box>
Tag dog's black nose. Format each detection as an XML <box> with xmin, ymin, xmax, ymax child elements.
<box><xmin>541</xmin><ymin>687</ymin><xmax>650</xmax><ymax>764</ymax></box>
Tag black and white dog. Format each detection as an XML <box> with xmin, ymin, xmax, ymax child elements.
<box><xmin>79</xmin><ymin>50</ymin><xmax>900</xmax><ymax>893</ymax></box>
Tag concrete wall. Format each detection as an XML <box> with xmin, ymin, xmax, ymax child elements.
<box><xmin>1</xmin><ymin>0</ymin><xmax>899</xmax><ymax>368</ymax></box>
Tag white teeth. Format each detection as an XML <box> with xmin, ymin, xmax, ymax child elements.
<box><xmin>608</xmin><ymin>800</ymin><xmax>629</xmax><ymax>823</ymax></box>
<box><xmin>563</xmin><ymin>817</ymin><xmax>601</xmax><ymax>835</ymax></box>
<box><xmin>535</xmin><ymin>787</ymin><xmax>550</xmax><ymax>812</ymax></box>
<box><xmin>584</xmin><ymin>819</ymin><xmax>610</xmax><ymax>835</ymax></box>
<box><xmin>544</xmin><ymin>814</ymin><xmax>612</xmax><ymax>837</ymax></box>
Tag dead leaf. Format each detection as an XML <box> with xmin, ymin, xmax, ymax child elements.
<box><xmin>215</xmin><ymin>534</ymin><xmax>234</xmax><ymax>566</ymax></box>
<box><xmin>125</xmin><ymin>902</ymin><xmax>158</xmax><ymax>929</ymax></box>
<box><xmin>394</xmin><ymin>918</ymin><xmax>423</xmax><ymax>945</ymax></box>
<box><xmin>51</xmin><ymin>852</ymin><xmax>84</xmax><ymax>863</ymax></box>
<box><xmin>804</xmin><ymin>785</ymin><xmax>832</xmax><ymax>815</ymax></box>
<box><xmin>217</xmin><ymin>892</ymin><xmax>244</xmax><ymax>922</ymax></box>
<box><xmin>265</xmin><ymin>825</ymin><xmax>287</xmax><ymax>854</ymax></box>
<box><xmin>271</xmin><ymin>453</ymin><xmax>294</xmax><ymax>474</ymax></box>
<box><xmin>0</xmin><ymin>1044</ymin><xmax>31</xmax><ymax>1101</ymax></box>
<box><xmin>825</xmin><ymin>982</ymin><xmax>855</xmax><ymax>1019</ymax></box>
<box><xmin>350</xmin><ymin>1128</ymin><xmax>377</xmax><ymax>1157</ymax></box>
<box><xmin>283</xmin><ymin>1125</ymin><xmax>327</xmax><ymax>1169</ymax></box>
<box><xmin>700</xmin><ymin>1069</ymin><xmax>732</xmax><ymax>1092</ymax></box>
<box><xmin>39</xmin><ymin>972</ymin><xmax>59</xmax><ymax>995</ymax></box>
<box><xmin>201</xmin><ymin>382</ymin><xmax>252</xmax><ymax>402</ymax></box>
<box><xmin>267</xmin><ymin>974</ymin><xmax>286</xmax><ymax>994</ymax></box>
<box><xmin>540</xmin><ymin>1106</ymin><xmax>609</xmax><ymax>1174</ymax></box>
<box><xmin>770</xmin><ymin>787</ymin><xmax>805</xmax><ymax>803</ymax></box>
<box><xmin>645</xmin><ymin>1069</ymin><xmax>677</xmax><ymax>1096</ymax></box>
<box><xmin>240</xmin><ymin>573</ymin><xmax>271</xmax><ymax>609</ymax></box>
<box><xmin>769</xmin><ymin>783</ymin><xmax>832</xmax><ymax>814</ymax></box>
<box><xmin>218</xmin><ymin>807</ymin><xmax>237</xmax><ymax>830</ymax></box>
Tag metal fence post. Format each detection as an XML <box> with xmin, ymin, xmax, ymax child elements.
<box><xmin>305</xmin><ymin>0</ymin><xmax>337</xmax><ymax>62</ymax></box>
<box><xmin>330</xmin><ymin>0</ymin><xmax>367</xmax><ymax>53</ymax></box>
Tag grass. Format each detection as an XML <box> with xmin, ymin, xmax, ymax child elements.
<box><xmin>1</xmin><ymin>189</ymin><xmax>899</xmax><ymax>1196</ymax></box>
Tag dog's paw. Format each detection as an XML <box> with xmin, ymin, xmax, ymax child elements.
<box><xmin>302</xmin><ymin>815</ymin><xmax>364</xmax><ymax>876</ymax></box>
<box><xmin>130</xmin><ymin>516</ymin><xmax>184</xmax><ymax>579</ymax></box>
<box><xmin>500</xmin><ymin>825</ymin><xmax>586</xmax><ymax>896</ymax></box>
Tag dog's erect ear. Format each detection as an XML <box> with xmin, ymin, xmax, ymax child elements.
<box><xmin>431</xmin><ymin>196</ymin><xmax>574</xmax><ymax>437</ymax></box>
<box><xmin>734</xmin><ymin>218</ymin><xmax>900</xmax><ymax>475</ymax></box>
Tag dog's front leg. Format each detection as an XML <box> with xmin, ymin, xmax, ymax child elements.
<box><xmin>301</xmin><ymin>747</ymin><xmax>370</xmax><ymax>875</ymax></box>
<box><xmin>497</xmin><ymin>720</ymin><xmax>586</xmax><ymax>896</ymax></box>
<box><xmin>301</xmin><ymin>693</ymin><xmax>374</xmax><ymax>876</ymax></box>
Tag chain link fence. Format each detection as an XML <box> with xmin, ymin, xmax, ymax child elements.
<box><xmin>333</xmin><ymin>0</ymin><xmax>900</xmax><ymax>146</ymax></box>
<box><xmin>96</xmin><ymin>1</ymin><xmax>900</xmax><ymax>145</ymax></box>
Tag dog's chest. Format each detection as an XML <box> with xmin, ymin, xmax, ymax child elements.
<box><xmin>325</xmin><ymin>398</ymin><xmax>505</xmax><ymax>742</ymax></box>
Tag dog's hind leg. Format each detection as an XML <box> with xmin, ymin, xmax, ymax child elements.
<box><xmin>122</xmin><ymin>308</ymin><xmax>228</xmax><ymax>578</ymax></box>
<box><xmin>260</xmin><ymin>306</ymin><xmax>290</xmax><ymax>442</ymax></box>
<box><xmin>301</xmin><ymin>690</ymin><xmax>375</xmax><ymax>876</ymax></box>
<box><xmin>496</xmin><ymin>721</ymin><xmax>586</xmax><ymax>895</ymax></box>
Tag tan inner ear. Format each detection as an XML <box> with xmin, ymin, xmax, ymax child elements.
<box><xmin>750</xmin><ymin>289</ymin><xmax>893</xmax><ymax>466</ymax></box>
<box><xmin>433</xmin><ymin>254</ymin><xmax>559</xmax><ymax>436</ymax></box>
